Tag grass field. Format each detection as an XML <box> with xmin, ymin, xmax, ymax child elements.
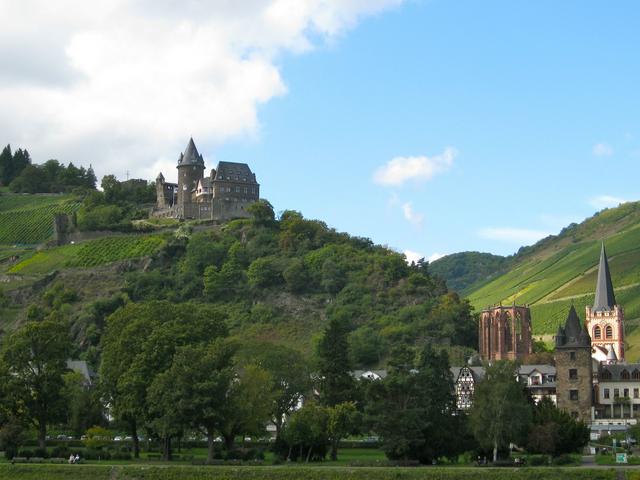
<box><xmin>7</xmin><ymin>235</ymin><xmax>166</xmax><ymax>275</ymax></box>
<box><xmin>0</xmin><ymin>464</ymin><xmax>621</xmax><ymax>480</ymax></box>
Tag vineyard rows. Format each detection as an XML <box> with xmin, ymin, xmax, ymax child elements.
<box><xmin>0</xmin><ymin>202</ymin><xmax>81</xmax><ymax>245</ymax></box>
<box><xmin>66</xmin><ymin>236</ymin><xmax>165</xmax><ymax>267</ymax></box>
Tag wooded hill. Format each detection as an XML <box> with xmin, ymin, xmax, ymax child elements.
<box><xmin>434</xmin><ymin>201</ymin><xmax>640</xmax><ymax>360</ymax></box>
<box><xmin>0</xmin><ymin>193</ymin><xmax>476</xmax><ymax>370</ymax></box>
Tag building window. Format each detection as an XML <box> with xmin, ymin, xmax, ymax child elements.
<box><xmin>614</xmin><ymin>388</ymin><xmax>620</xmax><ymax>398</ymax></box>
<box><xmin>606</xmin><ymin>325</ymin><xmax>613</xmax><ymax>339</ymax></box>
<box><xmin>601</xmin><ymin>370</ymin><xmax>612</xmax><ymax>380</ymax></box>
<box><xmin>235</xmin><ymin>187</ymin><xmax>240</xmax><ymax>193</ymax></box>
<box><xmin>604</xmin><ymin>388</ymin><xmax>610</xmax><ymax>399</ymax></box>
<box><xmin>594</xmin><ymin>326</ymin><xmax>602</xmax><ymax>339</ymax></box>
<box><xmin>633</xmin><ymin>370</ymin><xmax>640</xmax><ymax>380</ymax></box>
<box><xmin>624</xmin><ymin>388</ymin><xmax>630</xmax><ymax>398</ymax></box>
<box><xmin>571</xmin><ymin>411</ymin><xmax>579</xmax><ymax>418</ymax></box>
<box><xmin>569</xmin><ymin>369</ymin><xmax>578</xmax><ymax>380</ymax></box>
<box><xmin>634</xmin><ymin>388</ymin><xmax>639</xmax><ymax>399</ymax></box>
<box><xmin>621</xmin><ymin>370</ymin><xmax>630</xmax><ymax>380</ymax></box>
<box><xmin>569</xmin><ymin>351</ymin><xmax>576</xmax><ymax>361</ymax></box>
<box><xmin>569</xmin><ymin>390</ymin><xmax>579</xmax><ymax>401</ymax></box>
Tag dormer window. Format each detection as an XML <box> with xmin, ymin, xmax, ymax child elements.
<box><xmin>605</xmin><ymin>325</ymin><xmax>613</xmax><ymax>339</ymax></box>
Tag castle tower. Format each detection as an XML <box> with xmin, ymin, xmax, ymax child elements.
<box><xmin>555</xmin><ymin>306</ymin><xmax>592</xmax><ymax>422</ymax></box>
<box><xmin>176</xmin><ymin>138</ymin><xmax>205</xmax><ymax>217</ymax></box>
<box><xmin>478</xmin><ymin>305</ymin><xmax>532</xmax><ymax>361</ymax></box>
<box><xmin>585</xmin><ymin>242</ymin><xmax>624</xmax><ymax>361</ymax></box>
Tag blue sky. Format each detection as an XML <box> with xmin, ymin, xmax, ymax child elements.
<box><xmin>215</xmin><ymin>0</ymin><xmax>640</xmax><ymax>259</ymax></box>
<box><xmin>3</xmin><ymin>1</ymin><xmax>639</xmax><ymax>260</ymax></box>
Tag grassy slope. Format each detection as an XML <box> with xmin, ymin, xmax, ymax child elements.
<box><xmin>465</xmin><ymin>201</ymin><xmax>640</xmax><ymax>359</ymax></box>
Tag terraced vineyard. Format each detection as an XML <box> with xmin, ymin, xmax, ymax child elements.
<box><xmin>8</xmin><ymin>235</ymin><xmax>165</xmax><ymax>274</ymax></box>
<box><xmin>464</xmin><ymin>202</ymin><xmax>640</xmax><ymax>359</ymax></box>
<box><xmin>0</xmin><ymin>194</ymin><xmax>81</xmax><ymax>244</ymax></box>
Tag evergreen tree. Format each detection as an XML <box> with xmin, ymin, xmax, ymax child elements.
<box><xmin>317</xmin><ymin>317</ymin><xmax>355</xmax><ymax>407</ymax></box>
<box><xmin>0</xmin><ymin>144</ymin><xmax>12</xmax><ymax>185</ymax></box>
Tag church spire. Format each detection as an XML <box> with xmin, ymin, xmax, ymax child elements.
<box><xmin>593</xmin><ymin>241</ymin><xmax>616</xmax><ymax>312</ymax></box>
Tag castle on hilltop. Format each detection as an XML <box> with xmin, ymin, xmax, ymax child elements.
<box><xmin>153</xmin><ymin>138</ymin><xmax>260</xmax><ymax>221</ymax></box>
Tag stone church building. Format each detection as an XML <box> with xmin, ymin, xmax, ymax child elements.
<box><xmin>153</xmin><ymin>138</ymin><xmax>260</xmax><ymax>221</ymax></box>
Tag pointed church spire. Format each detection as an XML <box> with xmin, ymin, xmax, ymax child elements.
<box><xmin>593</xmin><ymin>242</ymin><xmax>616</xmax><ymax>312</ymax></box>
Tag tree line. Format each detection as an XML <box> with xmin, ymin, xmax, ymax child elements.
<box><xmin>0</xmin><ymin>299</ymin><xmax>589</xmax><ymax>463</ymax></box>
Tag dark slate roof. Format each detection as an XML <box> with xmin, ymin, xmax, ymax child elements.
<box><xmin>450</xmin><ymin>366</ymin><xmax>486</xmax><ymax>382</ymax></box>
<box><xmin>593</xmin><ymin>242</ymin><xmax>617</xmax><ymax>312</ymax></box>
<box><xmin>214</xmin><ymin>161</ymin><xmax>257</xmax><ymax>183</ymax></box>
<box><xmin>518</xmin><ymin>364</ymin><xmax>556</xmax><ymax>376</ymax></box>
<box><xmin>556</xmin><ymin>305</ymin><xmax>591</xmax><ymax>348</ymax></box>
<box><xmin>599</xmin><ymin>363</ymin><xmax>640</xmax><ymax>381</ymax></box>
<box><xmin>177</xmin><ymin>138</ymin><xmax>204</xmax><ymax>167</ymax></box>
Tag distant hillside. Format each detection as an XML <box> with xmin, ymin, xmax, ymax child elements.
<box><xmin>464</xmin><ymin>201</ymin><xmax>640</xmax><ymax>361</ymax></box>
<box><xmin>430</xmin><ymin>251</ymin><xmax>510</xmax><ymax>294</ymax></box>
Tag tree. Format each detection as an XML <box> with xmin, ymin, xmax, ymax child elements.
<box><xmin>146</xmin><ymin>341</ymin><xmax>235</xmax><ymax>461</ymax></box>
<box><xmin>327</xmin><ymin>402</ymin><xmax>359</xmax><ymax>461</ymax></box>
<box><xmin>247</xmin><ymin>199</ymin><xmax>275</xmax><ymax>226</ymax></box>
<box><xmin>527</xmin><ymin>397</ymin><xmax>589</xmax><ymax>455</ymax></box>
<box><xmin>366</xmin><ymin>344</ymin><xmax>460</xmax><ymax>463</ymax></box>
<box><xmin>203</xmin><ymin>260</ymin><xmax>246</xmax><ymax>299</ymax></box>
<box><xmin>317</xmin><ymin>317</ymin><xmax>355</xmax><ymax>407</ymax></box>
<box><xmin>247</xmin><ymin>256</ymin><xmax>282</xmax><ymax>288</ymax></box>
<box><xmin>1</xmin><ymin>320</ymin><xmax>72</xmax><ymax>448</ymax></box>
<box><xmin>218</xmin><ymin>365</ymin><xmax>274</xmax><ymax>452</ymax></box>
<box><xmin>0</xmin><ymin>144</ymin><xmax>12</xmax><ymax>185</ymax></box>
<box><xmin>240</xmin><ymin>343</ymin><xmax>310</xmax><ymax>439</ymax></box>
<box><xmin>62</xmin><ymin>371</ymin><xmax>104</xmax><ymax>437</ymax></box>
<box><xmin>281</xmin><ymin>402</ymin><xmax>329</xmax><ymax>462</ymax></box>
<box><xmin>469</xmin><ymin>361</ymin><xmax>532</xmax><ymax>462</ymax></box>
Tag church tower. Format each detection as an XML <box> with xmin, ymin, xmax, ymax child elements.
<box><xmin>585</xmin><ymin>242</ymin><xmax>624</xmax><ymax>361</ymax></box>
<box><xmin>176</xmin><ymin>138</ymin><xmax>205</xmax><ymax>218</ymax></box>
<box><xmin>555</xmin><ymin>306</ymin><xmax>593</xmax><ymax>422</ymax></box>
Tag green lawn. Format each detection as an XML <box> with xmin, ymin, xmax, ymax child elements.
<box><xmin>0</xmin><ymin>464</ymin><xmax>621</xmax><ymax>480</ymax></box>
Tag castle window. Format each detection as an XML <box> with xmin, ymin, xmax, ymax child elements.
<box><xmin>605</xmin><ymin>325</ymin><xmax>613</xmax><ymax>339</ymax></box>
<box><xmin>569</xmin><ymin>390</ymin><xmax>579</xmax><ymax>401</ymax></box>
<box><xmin>569</xmin><ymin>369</ymin><xmax>578</xmax><ymax>380</ymax></box>
<box><xmin>604</xmin><ymin>388</ymin><xmax>610</xmax><ymax>399</ymax></box>
<box><xmin>614</xmin><ymin>388</ymin><xmax>620</xmax><ymax>398</ymax></box>
<box><xmin>635</xmin><ymin>389</ymin><xmax>639</xmax><ymax>399</ymax></box>
<box><xmin>624</xmin><ymin>388</ymin><xmax>630</xmax><ymax>398</ymax></box>
<box><xmin>621</xmin><ymin>370</ymin><xmax>630</xmax><ymax>380</ymax></box>
<box><xmin>633</xmin><ymin>370</ymin><xmax>640</xmax><ymax>380</ymax></box>
<box><xmin>236</xmin><ymin>187</ymin><xmax>240</xmax><ymax>193</ymax></box>
<box><xmin>601</xmin><ymin>370</ymin><xmax>612</xmax><ymax>380</ymax></box>
<box><xmin>594</xmin><ymin>326</ymin><xmax>602</xmax><ymax>340</ymax></box>
<box><xmin>570</xmin><ymin>351</ymin><xmax>576</xmax><ymax>361</ymax></box>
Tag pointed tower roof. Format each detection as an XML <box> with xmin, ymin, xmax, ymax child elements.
<box><xmin>556</xmin><ymin>305</ymin><xmax>591</xmax><ymax>348</ymax></box>
<box><xmin>177</xmin><ymin>137</ymin><xmax>204</xmax><ymax>167</ymax></box>
<box><xmin>593</xmin><ymin>242</ymin><xmax>616</xmax><ymax>312</ymax></box>
<box><xmin>606</xmin><ymin>345</ymin><xmax>618</xmax><ymax>363</ymax></box>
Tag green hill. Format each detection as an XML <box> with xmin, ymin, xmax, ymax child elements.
<box><xmin>0</xmin><ymin>206</ymin><xmax>476</xmax><ymax>369</ymax></box>
<box><xmin>464</xmin><ymin>201</ymin><xmax>640</xmax><ymax>360</ymax></box>
<box><xmin>430</xmin><ymin>251</ymin><xmax>509</xmax><ymax>293</ymax></box>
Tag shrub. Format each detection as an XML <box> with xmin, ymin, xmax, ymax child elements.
<box><xmin>552</xmin><ymin>454</ymin><xmax>576</xmax><ymax>465</ymax></box>
<box><xmin>17</xmin><ymin>449</ymin><xmax>34</xmax><ymax>459</ymax></box>
<box><xmin>528</xmin><ymin>454</ymin><xmax>550</xmax><ymax>466</ymax></box>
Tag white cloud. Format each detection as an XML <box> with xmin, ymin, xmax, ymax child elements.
<box><xmin>402</xmin><ymin>202</ymin><xmax>424</xmax><ymax>227</ymax></box>
<box><xmin>478</xmin><ymin>227</ymin><xmax>550</xmax><ymax>245</ymax></box>
<box><xmin>589</xmin><ymin>195</ymin><xmax>627</xmax><ymax>209</ymax></box>
<box><xmin>403</xmin><ymin>249</ymin><xmax>424</xmax><ymax>264</ymax></box>
<box><xmin>0</xmin><ymin>0</ymin><xmax>404</xmax><ymax>182</ymax></box>
<box><xmin>593</xmin><ymin>142</ymin><xmax>614</xmax><ymax>157</ymax></box>
<box><xmin>373</xmin><ymin>147</ymin><xmax>457</xmax><ymax>187</ymax></box>
<box><xmin>428</xmin><ymin>252</ymin><xmax>446</xmax><ymax>263</ymax></box>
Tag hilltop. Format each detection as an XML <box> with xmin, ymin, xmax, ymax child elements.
<box><xmin>443</xmin><ymin>201</ymin><xmax>640</xmax><ymax>360</ymax></box>
<box><xmin>0</xmin><ymin>192</ymin><xmax>476</xmax><ymax>370</ymax></box>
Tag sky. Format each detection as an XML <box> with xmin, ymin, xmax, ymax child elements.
<box><xmin>2</xmin><ymin>0</ymin><xmax>640</xmax><ymax>260</ymax></box>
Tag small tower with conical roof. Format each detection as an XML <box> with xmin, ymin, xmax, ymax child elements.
<box><xmin>555</xmin><ymin>305</ymin><xmax>593</xmax><ymax>422</ymax></box>
<box><xmin>586</xmin><ymin>242</ymin><xmax>624</xmax><ymax>361</ymax></box>
<box><xmin>176</xmin><ymin>137</ymin><xmax>205</xmax><ymax>217</ymax></box>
